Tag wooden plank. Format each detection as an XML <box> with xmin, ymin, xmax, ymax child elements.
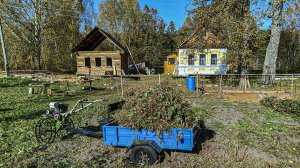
<box><xmin>77</xmin><ymin>66</ymin><xmax>122</xmax><ymax>73</ymax></box>
<box><xmin>77</xmin><ymin>51</ymin><xmax>121</xmax><ymax>53</ymax></box>
<box><xmin>76</xmin><ymin>51</ymin><xmax>127</xmax><ymax>75</ymax></box>
<box><xmin>78</xmin><ymin>55</ymin><xmax>121</xmax><ymax>58</ymax></box>
<box><xmin>77</xmin><ymin>52</ymin><xmax>121</xmax><ymax>57</ymax></box>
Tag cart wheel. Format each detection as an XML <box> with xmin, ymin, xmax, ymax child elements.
<box><xmin>198</xmin><ymin>120</ymin><xmax>206</xmax><ymax>132</ymax></box>
<box><xmin>130</xmin><ymin>146</ymin><xmax>158</xmax><ymax>165</ymax></box>
<box><xmin>57</xmin><ymin>117</ymin><xmax>74</xmax><ymax>140</ymax></box>
<box><xmin>158</xmin><ymin>151</ymin><xmax>166</xmax><ymax>163</ymax></box>
<box><xmin>35</xmin><ymin>118</ymin><xmax>56</xmax><ymax>143</ymax></box>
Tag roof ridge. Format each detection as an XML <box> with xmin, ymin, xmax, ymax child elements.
<box><xmin>72</xmin><ymin>27</ymin><xmax>128</xmax><ymax>53</ymax></box>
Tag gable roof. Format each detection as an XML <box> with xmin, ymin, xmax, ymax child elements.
<box><xmin>179</xmin><ymin>32</ymin><xmax>226</xmax><ymax>49</ymax></box>
<box><xmin>72</xmin><ymin>27</ymin><xmax>128</xmax><ymax>53</ymax></box>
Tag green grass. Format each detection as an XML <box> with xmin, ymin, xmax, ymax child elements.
<box><xmin>0</xmin><ymin>76</ymin><xmax>121</xmax><ymax>166</ymax></box>
<box><xmin>0</xmin><ymin>76</ymin><xmax>299</xmax><ymax>167</ymax></box>
<box><xmin>211</xmin><ymin>121</ymin><xmax>225</xmax><ymax>130</ymax></box>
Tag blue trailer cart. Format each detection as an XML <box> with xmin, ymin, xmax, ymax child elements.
<box><xmin>102</xmin><ymin>122</ymin><xmax>203</xmax><ymax>165</ymax></box>
<box><xmin>35</xmin><ymin>99</ymin><xmax>204</xmax><ymax>165</ymax></box>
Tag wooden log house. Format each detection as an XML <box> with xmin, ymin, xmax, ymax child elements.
<box><xmin>72</xmin><ymin>27</ymin><xmax>129</xmax><ymax>76</ymax></box>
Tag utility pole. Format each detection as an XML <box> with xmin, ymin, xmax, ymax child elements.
<box><xmin>0</xmin><ymin>18</ymin><xmax>9</xmax><ymax>76</ymax></box>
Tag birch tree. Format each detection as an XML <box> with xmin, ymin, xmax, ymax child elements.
<box><xmin>189</xmin><ymin>0</ymin><xmax>299</xmax><ymax>82</ymax></box>
<box><xmin>261</xmin><ymin>0</ymin><xmax>284</xmax><ymax>84</ymax></box>
<box><xmin>261</xmin><ymin>0</ymin><xmax>300</xmax><ymax>83</ymax></box>
<box><xmin>0</xmin><ymin>0</ymin><xmax>93</xmax><ymax>71</ymax></box>
<box><xmin>98</xmin><ymin>1</ymin><xmax>167</xmax><ymax>65</ymax></box>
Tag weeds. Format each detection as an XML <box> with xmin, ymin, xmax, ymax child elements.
<box><xmin>261</xmin><ymin>97</ymin><xmax>300</xmax><ymax>117</ymax></box>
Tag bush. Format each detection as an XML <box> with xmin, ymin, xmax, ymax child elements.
<box><xmin>260</xmin><ymin>97</ymin><xmax>300</xmax><ymax>117</ymax></box>
<box><xmin>114</xmin><ymin>82</ymin><xmax>203</xmax><ymax>133</ymax></box>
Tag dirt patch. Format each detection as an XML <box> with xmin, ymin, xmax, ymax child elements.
<box><xmin>21</xmin><ymin>136</ymin><xmax>131</xmax><ymax>167</ymax></box>
<box><xmin>247</xmin><ymin>147</ymin><xmax>279</xmax><ymax>164</ymax></box>
<box><xmin>223</xmin><ymin>90</ymin><xmax>300</xmax><ymax>103</ymax></box>
<box><xmin>208</xmin><ymin>106</ymin><xmax>245</xmax><ymax>125</ymax></box>
<box><xmin>223</xmin><ymin>93</ymin><xmax>259</xmax><ymax>102</ymax></box>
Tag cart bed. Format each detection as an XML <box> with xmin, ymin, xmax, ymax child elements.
<box><xmin>102</xmin><ymin>123</ymin><xmax>200</xmax><ymax>151</ymax></box>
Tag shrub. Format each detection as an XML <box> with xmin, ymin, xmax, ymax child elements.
<box><xmin>260</xmin><ymin>97</ymin><xmax>300</xmax><ymax>117</ymax></box>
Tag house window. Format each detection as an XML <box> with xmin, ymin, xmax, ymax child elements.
<box><xmin>168</xmin><ymin>58</ymin><xmax>175</xmax><ymax>65</ymax></box>
<box><xmin>200</xmin><ymin>54</ymin><xmax>206</xmax><ymax>65</ymax></box>
<box><xmin>95</xmin><ymin>58</ymin><xmax>101</xmax><ymax>67</ymax></box>
<box><xmin>188</xmin><ymin>54</ymin><xmax>194</xmax><ymax>65</ymax></box>
<box><xmin>106</xmin><ymin>57</ymin><xmax>112</xmax><ymax>67</ymax></box>
<box><xmin>85</xmin><ymin>57</ymin><xmax>91</xmax><ymax>67</ymax></box>
<box><xmin>211</xmin><ymin>54</ymin><xmax>217</xmax><ymax>65</ymax></box>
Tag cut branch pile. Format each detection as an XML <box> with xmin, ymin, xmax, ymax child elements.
<box><xmin>114</xmin><ymin>82</ymin><xmax>203</xmax><ymax>133</ymax></box>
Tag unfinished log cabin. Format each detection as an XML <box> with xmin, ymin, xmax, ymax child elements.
<box><xmin>72</xmin><ymin>27</ymin><xmax>128</xmax><ymax>76</ymax></box>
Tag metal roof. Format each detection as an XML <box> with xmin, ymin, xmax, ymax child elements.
<box><xmin>72</xmin><ymin>27</ymin><xmax>128</xmax><ymax>53</ymax></box>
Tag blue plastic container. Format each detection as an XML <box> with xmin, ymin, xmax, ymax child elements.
<box><xmin>186</xmin><ymin>77</ymin><xmax>196</xmax><ymax>91</ymax></box>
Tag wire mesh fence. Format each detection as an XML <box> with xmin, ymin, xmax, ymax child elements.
<box><xmin>117</xmin><ymin>74</ymin><xmax>300</xmax><ymax>97</ymax></box>
<box><xmin>220</xmin><ymin>74</ymin><xmax>300</xmax><ymax>94</ymax></box>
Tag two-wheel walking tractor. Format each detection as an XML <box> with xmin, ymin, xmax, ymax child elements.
<box><xmin>35</xmin><ymin>99</ymin><xmax>205</xmax><ymax>165</ymax></box>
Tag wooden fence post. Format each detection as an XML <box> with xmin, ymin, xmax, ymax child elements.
<box><xmin>295</xmin><ymin>75</ymin><xmax>297</xmax><ymax>95</ymax></box>
<box><xmin>219</xmin><ymin>74</ymin><xmax>223</xmax><ymax>98</ymax></box>
<box><xmin>158</xmin><ymin>74</ymin><xmax>161</xmax><ymax>85</ymax></box>
<box><xmin>121</xmin><ymin>74</ymin><xmax>123</xmax><ymax>96</ymax></box>
<box><xmin>196</xmin><ymin>74</ymin><xmax>199</xmax><ymax>96</ymax></box>
<box><xmin>279</xmin><ymin>76</ymin><xmax>282</xmax><ymax>93</ymax></box>
<box><xmin>291</xmin><ymin>74</ymin><xmax>294</xmax><ymax>94</ymax></box>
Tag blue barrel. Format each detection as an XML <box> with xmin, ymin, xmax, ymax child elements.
<box><xmin>186</xmin><ymin>77</ymin><xmax>196</xmax><ymax>91</ymax></box>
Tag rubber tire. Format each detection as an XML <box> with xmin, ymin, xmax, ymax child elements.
<box><xmin>35</xmin><ymin>118</ymin><xmax>56</xmax><ymax>143</ymax></box>
<box><xmin>130</xmin><ymin>146</ymin><xmax>158</xmax><ymax>165</ymax></box>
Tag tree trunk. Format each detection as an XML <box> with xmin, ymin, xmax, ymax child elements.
<box><xmin>0</xmin><ymin>18</ymin><xmax>9</xmax><ymax>76</ymax></box>
<box><xmin>262</xmin><ymin>0</ymin><xmax>283</xmax><ymax>84</ymax></box>
<box><xmin>33</xmin><ymin>0</ymin><xmax>41</xmax><ymax>70</ymax></box>
<box><xmin>239</xmin><ymin>0</ymin><xmax>250</xmax><ymax>88</ymax></box>
<box><xmin>239</xmin><ymin>66</ymin><xmax>250</xmax><ymax>89</ymax></box>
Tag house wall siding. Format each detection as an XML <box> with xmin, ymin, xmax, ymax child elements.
<box><xmin>177</xmin><ymin>48</ymin><xmax>227</xmax><ymax>76</ymax></box>
<box><xmin>76</xmin><ymin>51</ymin><xmax>127</xmax><ymax>76</ymax></box>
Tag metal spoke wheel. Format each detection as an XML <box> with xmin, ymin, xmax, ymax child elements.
<box><xmin>57</xmin><ymin>117</ymin><xmax>74</xmax><ymax>140</ymax></box>
<box><xmin>35</xmin><ymin>118</ymin><xmax>56</xmax><ymax>143</ymax></box>
<box><xmin>130</xmin><ymin>146</ymin><xmax>158</xmax><ymax>165</ymax></box>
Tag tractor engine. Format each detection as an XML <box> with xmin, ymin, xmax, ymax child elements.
<box><xmin>47</xmin><ymin>102</ymin><xmax>68</xmax><ymax>115</ymax></box>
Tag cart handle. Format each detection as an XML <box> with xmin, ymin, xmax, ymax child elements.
<box><xmin>61</xmin><ymin>99</ymin><xmax>105</xmax><ymax>117</ymax></box>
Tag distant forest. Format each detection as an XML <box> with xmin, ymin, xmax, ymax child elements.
<box><xmin>0</xmin><ymin>0</ymin><xmax>299</xmax><ymax>73</ymax></box>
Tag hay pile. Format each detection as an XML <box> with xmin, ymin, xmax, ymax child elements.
<box><xmin>114</xmin><ymin>82</ymin><xmax>203</xmax><ymax>132</ymax></box>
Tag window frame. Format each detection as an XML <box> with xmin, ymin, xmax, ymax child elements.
<box><xmin>168</xmin><ymin>58</ymin><xmax>175</xmax><ymax>65</ymax></box>
<box><xmin>95</xmin><ymin>57</ymin><xmax>102</xmax><ymax>67</ymax></box>
<box><xmin>106</xmin><ymin>57</ymin><xmax>112</xmax><ymax>67</ymax></box>
<box><xmin>199</xmin><ymin>54</ymin><xmax>206</xmax><ymax>65</ymax></box>
<box><xmin>211</xmin><ymin>54</ymin><xmax>218</xmax><ymax>65</ymax></box>
<box><xmin>188</xmin><ymin>54</ymin><xmax>195</xmax><ymax>65</ymax></box>
<box><xmin>84</xmin><ymin>57</ymin><xmax>91</xmax><ymax>67</ymax></box>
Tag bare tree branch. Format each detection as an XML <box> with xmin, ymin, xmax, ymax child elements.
<box><xmin>2</xmin><ymin>21</ymin><xmax>31</xmax><ymax>44</ymax></box>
